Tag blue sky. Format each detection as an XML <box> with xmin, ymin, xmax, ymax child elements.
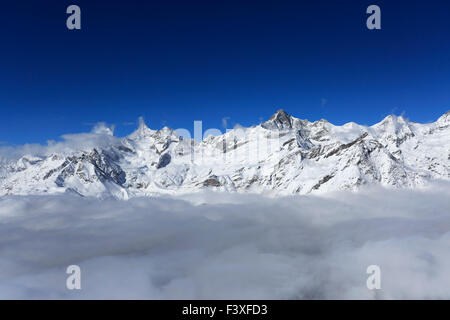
<box><xmin>1</xmin><ymin>0</ymin><xmax>450</xmax><ymax>145</ymax></box>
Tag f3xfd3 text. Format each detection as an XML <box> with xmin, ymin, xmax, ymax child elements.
<box><xmin>227</xmin><ymin>305</ymin><xmax>268</xmax><ymax>316</ymax></box>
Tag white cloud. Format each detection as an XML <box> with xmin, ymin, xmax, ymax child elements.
<box><xmin>0</xmin><ymin>123</ymin><xmax>120</xmax><ymax>161</ymax></box>
<box><xmin>0</xmin><ymin>184</ymin><xmax>449</xmax><ymax>299</ymax></box>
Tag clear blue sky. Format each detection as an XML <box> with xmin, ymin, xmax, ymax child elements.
<box><xmin>1</xmin><ymin>0</ymin><xmax>450</xmax><ymax>145</ymax></box>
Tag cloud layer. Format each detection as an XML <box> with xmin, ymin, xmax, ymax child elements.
<box><xmin>0</xmin><ymin>184</ymin><xmax>450</xmax><ymax>299</ymax></box>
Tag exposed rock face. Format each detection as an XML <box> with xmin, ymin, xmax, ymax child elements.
<box><xmin>1</xmin><ymin>110</ymin><xmax>449</xmax><ymax>199</ymax></box>
<box><xmin>262</xmin><ymin>109</ymin><xmax>293</xmax><ymax>130</ymax></box>
<box><xmin>203</xmin><ymin>176</ymin><xmax>221</xmax><ymax>187</ymax></box>
<box><xmin>156</xmin><ymin>153</ymin><xmax>171</xmax><ymax>169</ymax></box>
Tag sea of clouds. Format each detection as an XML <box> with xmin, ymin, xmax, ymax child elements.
<box><xmin>0</xmin><ymin>183</ymin><xmax>449</xmax><ymax>299</ymax></box>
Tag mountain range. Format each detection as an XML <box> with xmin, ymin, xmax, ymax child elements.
<box><xmin>1</xmin><ymin>110</ymin><xmax>449</xmax><ymax>199</ymax></box>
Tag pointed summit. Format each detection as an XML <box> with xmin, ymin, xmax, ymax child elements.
<box><xmin>128</xmin><ymin>117</ymin><xmax>155</xmax><ymax>139</ymax></box>
<box><xmin>271</xmin><ymin>109</ymin><xmax>291</xmax><ymax>120</ymax></box>
<box><xmin>262</xmin><ymin>109</ymin><xmax>294</xmax><ymax>130</ymax></box>
<box><xmin>137</xmin><ymin>117</ymin><xmax>153</xmax><ymax>134</ymax></box>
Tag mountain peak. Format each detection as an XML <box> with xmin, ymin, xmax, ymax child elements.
<box><xmin>272</xmin><ymin>109</ymin><xmax>291</xmax><ymax>118</ymax></box>
<box><xmin>374</xmin><ymin>114</ymin><xmax>409</xmax><ymax>130</ymax></box>
<box><xmin>128</xmin><ymin>117</ymin><xmax>154</xmax><ymax>139</ymax></box>
<box><xmin>262</xmin><ymin>109</ymin><xmax>293</xmax><ymax>130</ymax></box>
<box><xmin>1</xmin><ymin>111</ymin><xmax>449</xmax><ymax>199</ymax></box>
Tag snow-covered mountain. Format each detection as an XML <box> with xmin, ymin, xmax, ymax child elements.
<box><xmin>1</xmin><ymin>110</ymin><xmax>449</xmax><ymax>199</ymax></box>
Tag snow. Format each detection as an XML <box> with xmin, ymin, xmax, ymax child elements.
<box><xmin>0</xmin><ymin>110</ymin><xmax>449</xmax><ymax>199</ymax></box>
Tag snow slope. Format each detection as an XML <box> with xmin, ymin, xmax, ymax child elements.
<box><xmin>1</xmin><ymin>110</ymin><xmax>449</xmax><ymax>199</ymax></box>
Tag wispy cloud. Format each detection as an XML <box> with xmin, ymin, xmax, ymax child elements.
<box><xmin>0</xmin><ymin>123</ymin><xmax>121</xmax><ymax>160</ymax></box>
<box><xmin>222</xmin><ymin>117</ymin><xmax>230</xmax><ymax>129</ymax></box>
